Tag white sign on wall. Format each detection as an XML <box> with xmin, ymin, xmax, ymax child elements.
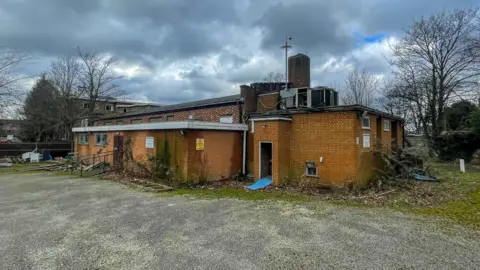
<box><xmin>7</xmin><ymin>135</ymin><xmax>13</xmax><ymax>140</ymax></box>
<box><xmin>363</xmin><ymin>133</ymin><xmax>370</xmax><ymax>148</ymax></box>
<box><xmin>146</xmin><ymin>136</ymin><xmax>154</xmax><ymax>149</ymax></box>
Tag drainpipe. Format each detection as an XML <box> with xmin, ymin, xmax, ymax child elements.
<box><xmin>242</xmin><ymin>130</ymin><xmax>247</xmax><ymax>174</ymax></box>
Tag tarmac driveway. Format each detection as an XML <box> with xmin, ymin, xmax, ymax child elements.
<box><xmin>0</xmin><ymin>173</ymin><xmax>478</xmax><ymax>270</ymax></box>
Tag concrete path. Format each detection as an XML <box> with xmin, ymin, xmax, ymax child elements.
<box><xmin>0</xmin><ymin>173</ymin><xmax>478</xmax><ymax>270</ymax></box>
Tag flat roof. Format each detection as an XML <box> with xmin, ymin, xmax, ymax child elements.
<box><xmin>249</xmin><ymin>104</ymin><xmax>404</xmax><ymax>121</ymax></box>
<box><xmin>72</xmin><ymin>121</ymin><xmax>248</xmax><ymax>133</ymax></box>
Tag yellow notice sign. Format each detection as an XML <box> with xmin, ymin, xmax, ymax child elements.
<box><xmin>196</xmin><ymin>138</ymin><xmax>204</xmax><ymax>150</ymax></box>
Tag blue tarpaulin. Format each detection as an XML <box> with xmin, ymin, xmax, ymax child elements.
<box><xmin>244</xmin><ymin>176</ymin><xmax>272</xmax><ymax>190</ymax></box>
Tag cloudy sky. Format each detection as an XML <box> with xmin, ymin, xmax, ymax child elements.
<box><xmin>0</xmin><ymin>0</ymin><xmax>478</xmax><ymax>105</ymax></box>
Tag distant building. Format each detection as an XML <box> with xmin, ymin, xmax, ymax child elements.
<box><xmin>0</xmin><ymin>119</ymin><xmax>24</xmax><ymax>138</ymax></box>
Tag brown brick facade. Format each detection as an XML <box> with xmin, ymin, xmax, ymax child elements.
<box><xmin>252</xmin><ymin>112</ymin><xmax>403</xmax><ymax>187</ymax></box>
<box><xmin>96</xmin><ymin>104</ymin><xmax>242</xmax><ymax>126</ymax></box>
<box><xmin>257</xmin><ymin>93</ymin><xmax>280</xmax><ymax>112</ymax></box>
<box><xmin>75</xmin><ymin>128</ymin><xmax>242</xmax><ymax>183</ymax></box>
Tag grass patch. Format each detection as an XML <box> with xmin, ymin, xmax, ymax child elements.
<box><xmin>163</xmin><ymin>188</ymin><xmax>314</xmax><ymax>202</ymax></box>
<box><xmin>409</xmin><ymin>163</ymin><xmax>480</xmax><ymax>229</ymax></box>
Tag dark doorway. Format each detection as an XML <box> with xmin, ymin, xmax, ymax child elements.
<box><xmin>259</xmin><ymin>142</ymin><xmax>272</xmax><ymax>178</ymax></box>
<box><xmin>391</xmin><ymin>121</ymin><xmax>398</xmax><ymax>148</ymax></box>
<box><xmin>113</xmin><ymin>135</ymin><xmax>124</xmax><ymax>169</ymax></box>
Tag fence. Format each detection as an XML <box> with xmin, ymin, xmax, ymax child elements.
<box><xmin>0</xmin><ymin>142</ymin><xmax>71</xmax><ymax>157</ymax></box>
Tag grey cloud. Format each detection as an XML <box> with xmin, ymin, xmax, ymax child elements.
<box><xmin>256</xmin><ymin>1</ymin><xmax>357</xmax><ymax>57</ymax></box>
<box><xmin>1</xmin><ymin>0</ymin><xmax>476</xmax><ymax>105</ymax></box>
<box><xmin>361</xmin><ymin>0</ymin><xmax>480</xmax><ymax>35</ymax></box>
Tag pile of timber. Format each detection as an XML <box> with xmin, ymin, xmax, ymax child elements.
<box><xmin>19</xmin><ymin>160</ymin><xmax>108</xmax><ymax>173</ymax></box>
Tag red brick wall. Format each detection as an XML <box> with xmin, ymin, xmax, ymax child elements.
<box><xmin>257</xmin><ymin>94</ymin><xmax>279</xmax><ymax>112</ymax></box>
<box><xmin>96</xmin><ymin>104</ymin><xmax>241</xmax><ymax>125</ymax></box>
<box><xmin>250</xmin><ymin>112</ymin><xmax>404</xmax><ymax>188</ymax></box>
<box><xmin>186</xmin><ymin>130</ymin><xmax>242</xmax><ymax>182</ymax></box>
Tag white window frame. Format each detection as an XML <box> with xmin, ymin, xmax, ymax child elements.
<box><xmin>383</xmin><ymin>120</ymin><xmax>390</xmax><ymax>131</ymax></box>
<box><xmin>149</xmin><ymin>117</ymin><xmax>163</xmax><ymax>123</ymax></box>
<box><xmin>362</xmin><ymin>117</ymin><xmax>370</xmax><ymax>130</ymax></box>
<box><xmin>105</xmin><ymin>104</ymin><xmax>113</xmax><ymax>111</ymax></box>
<box><xmin>305</xmin><ymin>161</ymin><xmax>318</xmax><ymax>177</ymax></box>
<box><xmin>78</xmin><ymin>133</ymin><xmax>89</xmax><ymax>145</ymax></box>
<box><xmin>95</xmin><ymin>133</ymin><xmax>108</xmax><ymax>146</ymax></box>
<box><xmin>131</xmin><ymin>119</ymin><xmax>143</xmax><ymax>124</ymax></box>
<box><xmin>220</xmin><ymin>114</ymin><xmax>233</xmax><ymax>123</ymax></box>
<box><xmin>83</xmin><ymin>103</ymin><xmax>90</xmax><ymax>109</ymax></box>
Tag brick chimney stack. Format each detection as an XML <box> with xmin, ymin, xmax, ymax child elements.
<box><xmin>288</xmin><ymin>53</ymin><xmax>310</xmax><ymax>88</ymax></box>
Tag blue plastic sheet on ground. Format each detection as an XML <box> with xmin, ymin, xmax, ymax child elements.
<box><xmin>244</xmin><ymin>176</ymin><xmax>272</xmax><ymax>190</ymax></box>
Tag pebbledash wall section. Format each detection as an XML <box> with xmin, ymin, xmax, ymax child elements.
<box><xmin>94</xmin><ymin>104</ymin><xmax>241</xmax><ymax>125</ymax></box>
<box><xmin>73</xmin><ymin>122</ymin><xmax>247</xmax><ymax>182</ymax></box>
<box><xmin>251</xmin><ymin>111</ymin><xmax>403</xmax><ymax>188</ymax></box>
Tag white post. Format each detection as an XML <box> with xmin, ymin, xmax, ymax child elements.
<box><xmin>460</xmin><ymin>159</ymin><xmax>465</xmax><ymax>173</ymax></box>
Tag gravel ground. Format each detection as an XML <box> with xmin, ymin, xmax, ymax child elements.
<box><xmin>0</xmin><ymin>173</ymin><xmax>478</xmax><ymax>270</ymax></box>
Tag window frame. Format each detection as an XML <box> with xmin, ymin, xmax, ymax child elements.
<box><xmin>131</xmin><ymin>119</ymin><xmax>143</xmax><ymax>124</ymax></box>
<box><xmin>362</xmin><ymin>117</ymin><xmax>370</xmax><ymax>130</ymax></box>
<box><xmin>83</xmin><ymin>103</ymin><xmax>90</xmax><ymax>109</ymax></box>
<box><xmin>78</xmin><ymin>133</ymin><xmax>89</xmax><ymax>145</ymax></box>
<box><xmin>305</xmin><ymin>161</ymin><xmax>318</xmax><ymax>177</ymax></box>
<box><xmin>149</xmin><ymin>117</ymin><xmax>163</xmax><ymax>123</ymax></box>
<box><xmin>94</xmin><ymin>133</ymin><xmax>108</xmax><ymax>146</ymax></box>
<box><xmin>383</xmin><ymin>120</ymin><xmax>390</xmax><ymax>131</ymax></box>
<box><xmin>166</xmin><ymin>115</ymin><xmax>175</xmax><ymax>121</ymax></box>
<box><xmin>105</xmin><ymin>104</ymin><xmax>113</xmax><ymax>111</ymax></box>
<box><xmin>220</xmin><ymin>114</ymin><xmax>234</xmax><ymax>123</ymax></box>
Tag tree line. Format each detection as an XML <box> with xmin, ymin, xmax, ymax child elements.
<box><xmin>0</xmin><ymin>48</ymin><xmax>123</xmax><ymax>141</ymax></box>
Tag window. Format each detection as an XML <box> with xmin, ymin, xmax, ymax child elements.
<box><xmin>116</xmin><ymin>121</ymin><xmax>124</xmax><ymax>125</ymax></box>
<box><xmin>104</xmin><ymin>122</ymin><xmax>111</xmax><ymax>126</ymax></box>
<box><xmin>131</xmin><ymin>119</ymin><xmax>143</xmax><ymax>124</ymax></box>
<box><xmin>383</xmin><ymin>120</ymin><xmax>390</xmax><ymax>131</ymax></box>
<box><xmin>83</xmin><ymin>103</ymin><xmax>90</xmax><ymax>109</ymax></box>
<box><xmin>149</xmin><ymin>117</ymin><xmax>163</xmax><ymax>123</ymax></box>
<box><xmin>123</xmin><ymin>108</ymin><xmax>127</xmax><ymax>113</ymax></box>
<box><xmin>362</xmin><ymin>117</ymin><xmax>370</xmax><ymax>129</ymax></box>
<box><xmin>78</xmin><ymin>133</ymin><xmax>89</xmax><ymax>145</ymax></box>
<box><xmin>95</xmin><ymin>133</ymin><xmax>108</xmax><ymax>146</ymax></box>
<box><xmin>166</xmin><ymin>115</ymin><xmax>174</xmax><ymax>121</ymax></box>
<box><xmin>105</xmin><ymin>104</ymin><xmax>113</xmax><ymax>111</ymax></box>
<box><xmin>94</xmin><ymin>104</ymin><xmax>99</xmax><ymax>110</ymax></box>
<box><xmin>220</xmin><ymin>114</ymin><xmax>233</xmax><ymax>123</ymax></box>
<box><xmin>305</xmin><ymin>161</ymin><xmax>317</xmax><ymax>177</ymax></box>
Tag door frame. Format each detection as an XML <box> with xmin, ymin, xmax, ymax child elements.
<box><xmin>258</xmin><ymin>141</ymin><xmax>273</xmax><ymax>179</ymax></box>
<box><xmin>113</xmin><ymin>135</ymin><xmax>124</xmax><ymax>169</ymax></box>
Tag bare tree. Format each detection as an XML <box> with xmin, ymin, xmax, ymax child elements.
<box><xmin>0</xmin><ymin>49</ymin><xmax>32</xmax><ymax>117</ymax></box>
<box><xmin>388</xmin><ymin>8</ymin><xmax>480</xmax><ymax>138</ymax></box>
<box><xmin>49</xmin><ymin>55</ymin><xmax>83</xmax><ymax>140</ymax></box>
<box><xmin>263</xmin><ymin>72</ymin><xmax>284</xmax><ymax>83</ymax></box>
<box><xmin>77</xmin><ymin>48</ymin><xmax>123</xmax><ymax>115</ymax></box>
<box><xmin>341</xmin><ymin>67</ymin><xmax>379</xmax><ymax>106</ymax></box>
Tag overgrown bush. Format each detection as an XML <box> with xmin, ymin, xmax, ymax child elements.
<box><xmin>373</xmin><ymin>147</ymin><xmax>424</xmax><ymax>190</ymax></box>
<box><xmin>433</xmin><ymin>131</ymin><xmax>480</xmax><ymax>163</ymax></box>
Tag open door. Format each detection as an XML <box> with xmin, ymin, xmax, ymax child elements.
<box><xmin>259</xmin><ymin>142</ymin><xmax>272</xmax><ymax>179</ymax></box>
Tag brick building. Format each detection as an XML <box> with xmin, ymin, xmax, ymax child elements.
<box><xmin>73</xmin><ymin>55</ymin><xmax>404</xmax><ymax>188</ymax></box>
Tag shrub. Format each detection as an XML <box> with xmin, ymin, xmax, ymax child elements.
<box><xmin>433</xmin><ymin>131</ymin><xmax>480</xmax><ymax>163</ymax></box>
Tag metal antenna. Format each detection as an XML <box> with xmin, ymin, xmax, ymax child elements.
<box><xmin>281</xmin><ymin>36</ymin><xmax>292</xmax><ymax>90</ymax></box>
